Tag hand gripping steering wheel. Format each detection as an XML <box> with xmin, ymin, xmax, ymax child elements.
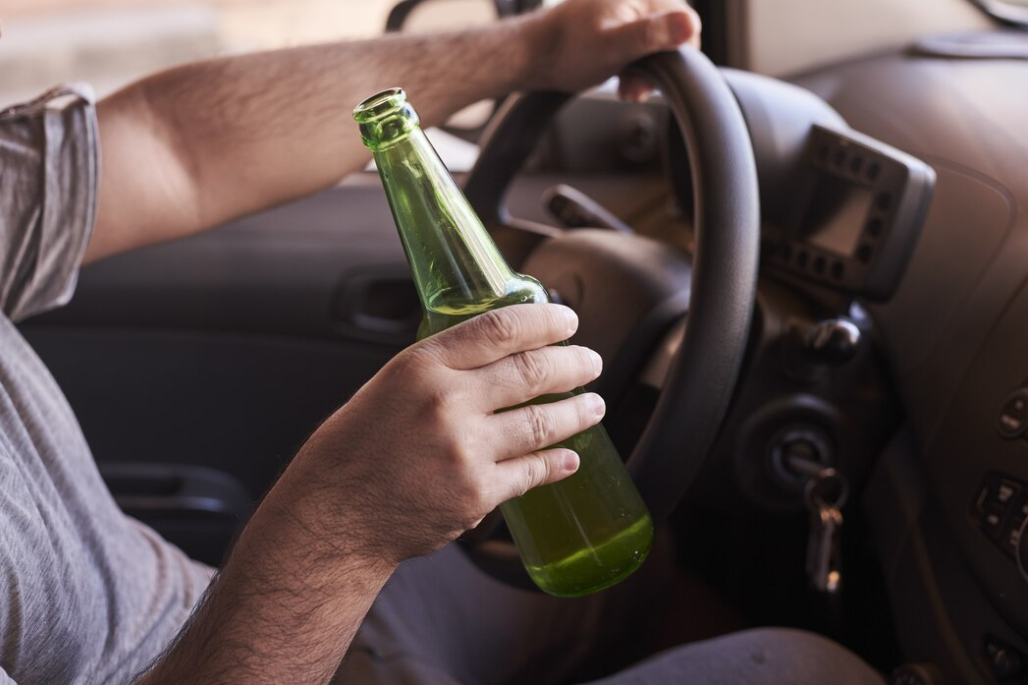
<box><xmin>460</xmin><ymin>47</ymin><xmax>760</xmax><ymax>587</ymax></box>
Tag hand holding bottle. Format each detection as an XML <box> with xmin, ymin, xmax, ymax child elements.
<box><xmin>354</xmin><ymin>88</ymin><xmax>653</xmax><ymax>596</ymax></box>
<box><xmin>289</xmin><ymin>304</ymin><xmax>606</xmax><ymax>566</ymax></box>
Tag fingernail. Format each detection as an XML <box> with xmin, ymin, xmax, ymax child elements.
<box><xmin>589</xmin><ymin>393</ymin><xmax>606</xmax><ymax>417</ymax></box>
<box><xmin>587</xmin><ymin>349</ymin><xmax>603</xmax><ymax>374</ymax></box>
<box><xmin>561</xmin><ymin>307</ymin><xmax>578</xmax><ymax>335</ymax></box>
<box><xmin>563</xmin><ymin>451</ymin><xmax>580</xmax><ymax>473</ymax></box>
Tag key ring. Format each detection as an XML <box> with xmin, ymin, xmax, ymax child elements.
<box><xmin>804</xmin><ymin>468</ymin><xmax>850</xmax><ymax>512</ymax></box>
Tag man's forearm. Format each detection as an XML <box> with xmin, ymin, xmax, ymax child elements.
<box><xmin>90</xmin><ymin>16</ymin><xmax>546</xmax><ymax>262</ymax></box>
<box><xmin>136</xmin><ymin>454</ymin><xmax>397</xmax><ymax>684</ymax></box>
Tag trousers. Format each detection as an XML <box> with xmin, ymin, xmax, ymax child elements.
<box><xmin>334</xmin><ymin>543</ymin><xmax>885</xmax><ymax>685</ymax></box>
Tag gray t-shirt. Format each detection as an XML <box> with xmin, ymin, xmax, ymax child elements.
<box><xmin>0</xmin><ymin>86</ymin><xmax>213</xmax><ymax>685</ymax></box>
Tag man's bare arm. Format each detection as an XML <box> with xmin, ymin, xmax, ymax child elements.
<box><xmin>139</xmin><ymin>477</ymin><xmax>395</xmax><ymax>684</ymax></box>
<box><xmin>88</xmin><ymin>0</ymin><xmax>698</xmax><ymax>263</ymax></box>
<box><xmin>91</xmin><ymin>22</ymin><xmax>536</xmax><ymax>263</ymax></box>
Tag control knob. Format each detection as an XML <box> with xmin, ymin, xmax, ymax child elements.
<box><xmin>805</xmin><ymin>318</ymin><xmax>862</xmax><ymax>366</ymax></box>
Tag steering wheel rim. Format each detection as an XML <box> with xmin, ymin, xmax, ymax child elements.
<box><xmin>462</xmin><ymin>47</ymin><xmax>760</xmax><ymax>578</ymax></box>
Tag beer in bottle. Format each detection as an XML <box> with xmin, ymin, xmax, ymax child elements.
<box><xmin>354</xmin><ymin>88</ymin><xmax>652</xmax><ymax>597</ymax></box>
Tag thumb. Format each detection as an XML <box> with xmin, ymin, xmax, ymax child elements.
<box><xmin>497</xmin><ymin>448</ymin><xmax>580</xmax><ymax>502</ymax></box>
<box><xmin>612</xmin><ymin>10</ymin><xmax>699</xmax><ymax>58</ymax></box>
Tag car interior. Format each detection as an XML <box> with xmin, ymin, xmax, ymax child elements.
<box><xmin>10</xmin><ymin>0</ymin><xmax>1028</xmax><ymax>682</ymax></box>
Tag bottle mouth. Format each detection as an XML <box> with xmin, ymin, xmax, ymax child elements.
<box><xmin>354</xmin><ymin>87</ymin><xmax>420</xmax><ymax>150</ymax></box>
<box><xmin>353</xmin><ymin>87</ymin><xmax>407</xmax><ymax>123</ymax></box>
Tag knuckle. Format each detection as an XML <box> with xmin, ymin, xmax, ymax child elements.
<box><xmin>451</xmin><ymin>473</ymin><xmax>492</xmax><ymax>527</ymax></box>
<box><xmin>427</xmin><ymin>402</ymin><xmax>468</xmax><ymax>459</ymax></box>
<box><xmin>461</xmin><ymin>512</ymin><xmax>483</xmax><ymax>532</ymax></box>
<box><xmin>448</xmin><ymin>473</ymin><xmax>480</xmax><ymax>520</ymax></box>
<box><xmin>384</xmin><ymin>348</ymin><xmax>415</xmax><ymax>379</ymax></box>
<box><xmin>448</xmin><ymin>425</ymin><xmax>480</xmax><ymax>465</ymax></box>
<box><xmin>466</xmin><ymin>488</ymin><xmax>492</xmax><ymax>522</ymax></box>
<box><xmin>525</xmin><ymin>405</ymin><xmax>555</xmax><ymax>447</ymax></box>
<box><xmin>396</xmin><ymin>344</ymin><xmax>444</xmax><ymax>384</ymax></box>
<box><xmin>479</xmin><ymin>308</ymin><xmax>521</xmax><ymax>348</ymax></box>
<box><xmin>404</xmin><ymin>339</ymin><xmax>440</xmax><ymax>368</ymax></box>
<box><xmin>512</xmin><ymin>351</ymin><xmax>548</xmax><ymax>389</ymax></box>
<box><xmin>643</xmin><ymin>20</ymin><xmax>663</xmax><ymax>49</ymax></box>
<box><xmin>447</xmin><ymin>439</ymin><xmax>469</xmax><ymax>468</ymax></box>
<box><xmin>451</xmin><ymin>468</ymin><xmax>474</xmax><ymax>496</ymax></box>
<box><xmin>426</xmin><ymin>384</ymin><xmax>453</xmax><ymax>416</ymax></box>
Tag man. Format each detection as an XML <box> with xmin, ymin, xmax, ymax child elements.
<box><xmin>0</xmin><ymin>1</ymin><xmax>888</xmax><ymax>683</ymax></box>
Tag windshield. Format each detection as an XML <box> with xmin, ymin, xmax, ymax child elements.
<box><xmin>0</xmin><ymin>0</ymin><xmax>397</xmax><ymax>105</ymax></box>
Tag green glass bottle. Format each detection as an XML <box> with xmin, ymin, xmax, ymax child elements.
<box><xmin>354</xmin><ymin>88</ymin><xmax>653</xmax><ymax>597</ymax></box>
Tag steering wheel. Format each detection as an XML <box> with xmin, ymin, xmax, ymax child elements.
<box><xmin>460</xmin><ymin>47</ymin><xmax>760</xmax><ymax>587</ymax></box>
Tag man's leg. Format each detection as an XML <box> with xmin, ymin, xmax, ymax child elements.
<box><xmin>334</xmin><ymin>528</ymin><xmax>683</xmax><ymax>685</ymax></box>
<box><xmin>335</xmin><ymin>541</ymin><xmax>883</xmax><ymax>685</ymax></box>
<box><xmin>583</xmin><ymin>628</ymin><xmax>886</xmax><ymax>685</ymax></box>
<box><xmin>334</xmin><ymin>543</ymin><xmax>606</xmax><ymax>685</ymax></box>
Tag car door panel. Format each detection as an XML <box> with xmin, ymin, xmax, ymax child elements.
<box><xmin>21</xmin><ymin>178</ymin><xmax>414</xmax><ymax>498</ymax></box>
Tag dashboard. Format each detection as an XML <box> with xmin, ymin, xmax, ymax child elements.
<box><xmin>793</xmin><ymin>48</ymin><xmax>1028</xmax><ymax>684</ymax></box>
<box><xmin>763</xmin><ymin>124</ymin><xmax>933</xmax><ymax>301</ymax></box>
<box><xmin>666</xmin><ymin>70</ymin><xmax>934</xmax><ymax>302</ymax></box>
<box><xmin>656</xmin><ymin>46</ymin><xmax>1028</xmax><ymax>683</ymax></box>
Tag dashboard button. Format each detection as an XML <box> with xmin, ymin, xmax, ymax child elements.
<box><xmin>997</xmin><ymin>389</ymin><xmax>1028</xmax><ymax>439</ymax></box>
<box><xmin>973</xmin><ymin>476</ymin><xmax>997</xmax><ymax>512</ymax></box>
<box><xmin>1004</xmin><ymin>518</ymin><xmax>1024</xmax><ymax>557</ymax></box>
<box><xmin>973</xmin><ymin>473</ymin><xmax>1010</xmax><ymax>511</ymax></box>
<box><xmin>982</xmin><ymin>507</ymin><xmax>1006</xmax><ymax>540</ymax></box>
<box><xmin>998</xmin><ymin>479</ymin><xmax>1021</xmax><ymax>505</ymax></box>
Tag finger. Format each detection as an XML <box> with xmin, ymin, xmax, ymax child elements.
<box><xmin>685</xmin><ymin>6</ymin><xmax>703</xmax><ymax>49</ymax></box>
<box><xmin>421</xmin><ymin>304</ymin><xmax>578</xmax><ymax>370</ymax></box>
<box><xmin>618</xmin><ymin>73</ymin><xmax>657</xmax><ymax>103</ymax></box>
<box><xmin>489</xmin><ymin>392</ymin><xmax>605</xmax><ymax>461</ymax></box>
<box><xmin>475</xmin><ymin>344</ymin><xmax>602</xmax><ymax>410</ymax></box>
<box><xmin>494</xmin><ymin>448</ymin><xmax>580</xmax><ymax>502</ymax></box>
<box><xmin>610</xmin><ymin>9</ymin><xmax>699</xmax><ymax>58</ymax></box>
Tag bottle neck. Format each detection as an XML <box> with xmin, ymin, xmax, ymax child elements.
<box><xmin>372</xmin><ymin>128</ymin><xmax>517</xmax><ymax>313</ymax></box>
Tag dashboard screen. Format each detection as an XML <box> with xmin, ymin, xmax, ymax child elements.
<box><xmin>800</xmin><ymin>173</ymin><xmax>873</xmax><ymax>258</ymax></box>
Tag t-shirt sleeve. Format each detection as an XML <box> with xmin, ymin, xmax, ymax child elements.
<box><xmin>0</xmin><ymin>666</ymin><xmax>16</xmax><ymax>684</ymax></box>
<box><xmin>0</xmin><ymin>84</ymin><xmax>100</xmax><ymax>323</ymax></box>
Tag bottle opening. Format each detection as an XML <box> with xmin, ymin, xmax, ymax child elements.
<box><xmin>353</xmin><ymin>88</ymin><xmax>407</xmax><ymax>123</ymax></box>
<box><xmin>354</xmin><ymin>87</ymin><xmax>420</xmax><ymax>150</ymax></box>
